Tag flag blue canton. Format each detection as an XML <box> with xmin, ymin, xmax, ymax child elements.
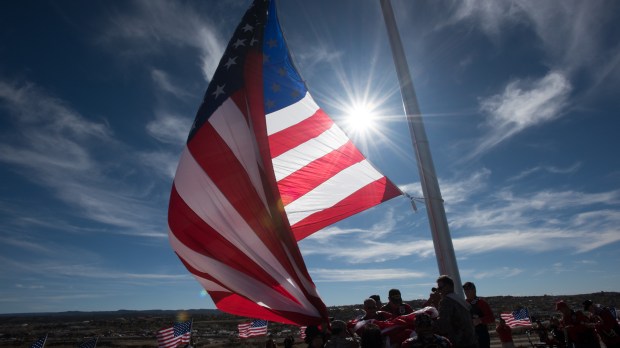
<box><xmin>252</xmin><ymin>319</ymin><xmax>268</xmax><ymax>328</ymax></box>
<box><xmin>173</xmin><ymin>321</ymin><xmax>192</xmax><ymax>336</ymax></box>
<box><xmin>513</xmin><ymin>308</ymin><xmax>529</xmax><ymax>320</ymax></box>
<box><xmin>188</xmin><ymin>1</ymin><xmax>268</xmax><ymax>141</ymax></box>
<box><xmin>262</xmin><ymin>0</ymin><xmax>306</xmax><ymax>114</ymax></box>
<box><xmin>30</xmin><ymin>336</ymin><xmax>46</xmax><ymax>348</ymax></box>
<box><xmin>78</xmin><ymin>337</ymin><xmax>97</xmax><ymax>348</ymax></box>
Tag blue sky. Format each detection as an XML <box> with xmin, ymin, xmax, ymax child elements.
<box><xmin>1</xmin><ymin>0</ymin><xmax>619</xmax><ymax>315</ymax></box>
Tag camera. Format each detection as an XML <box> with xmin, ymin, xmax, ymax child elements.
<box><xmin>431</xmin><ymin>287</ymin><xmax>437</xmax><ymax>293</ymax></box>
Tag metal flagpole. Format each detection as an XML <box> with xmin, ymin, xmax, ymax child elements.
<box><xmin>379</xmin><ymin>0</ymin><xmax>464</xmax><ymax>298</ymax></box>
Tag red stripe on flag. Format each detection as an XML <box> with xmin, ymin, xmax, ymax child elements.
<box><xmin>291</xmin><ymin>177</ymin><xmax>401</xmax><ymax>240</ymax></box>
<box><xmin>268</xmin><ymin>109</ymin><xmax>333</xmax><ymax>158</ymax></box>
<box><xmin>169</xmin><ymin>187</ymin><xmax>296</xmax><ymax>300</ymax></box>
<box><xmin>277</xmin><ymin>141</ymin><xmax>364</xmax><ymax>206</ymax></box>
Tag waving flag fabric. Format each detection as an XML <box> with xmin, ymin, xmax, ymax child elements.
<box><xmin>168</xmin><ymin>0</ymin><xmax>400</xmax><ymax>325</ymax></box>
<box><xmin>156</xmin><ymin>321</ymin><xmax>192</xmax><ymax>348</ymax></box>
<box><xmin>501</xmin><ymin>308</ymin><xmax>531</xmax><ymax>327</ymax></box>
<box><xmin>78</xmin><ymin>337</ymin><xmax>98</xmax><ymax>348</ymax></box>
<box><xmin>238</xmin><ymin>319</ymin><xmax>269</xmax><ymax>338</ymax></box>
<box><xmin>30</xmin><ymin>335</ymin><xmax>47</xmax><ymax>348</ymax></box>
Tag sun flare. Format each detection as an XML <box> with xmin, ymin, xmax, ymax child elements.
<box><xmin>345</xmin><ymin>102</ymin><xmax>377</xmax><ymax>133</ymax></box>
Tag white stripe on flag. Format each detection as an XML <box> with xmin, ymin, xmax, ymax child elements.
<box><xmin>266</xmin><ymin>92</ymin><xmax>318</xmax><ymax>135</ymax></box>
<box><xmin>272</xmin><ymin>122</ymin><xmax>349</xmax><ymax>181</ymax></box>
<box><xmin>169</xmin><ymin>230</ymin><xmax>320</xmax><ymax>318</ymax></box>
<box><xmin>284</xmin><ymin>160</ymin><xmax>384</xmax><ymax>225</ymax></box>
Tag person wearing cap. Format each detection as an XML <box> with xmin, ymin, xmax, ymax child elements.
<box><xmin>435</xmin><ymin>275</ymin><xmax>478</xmax><ymax>348</ymax></box>
<box><xmin>583</xmin><ymin>300</ymin><xmax>620</xmax><ymax>348</ymax></box>
<box><xmin>380</xmin><ymin>289</ymin><xmax>413</xmax><ymax>317</ymax></box>
<box><xmin>401</xmin><ymin>313</ymin><xmax>452</xmax><ymax>348</ymax></box>
<box><xmin>462</xmin><ymin>282</ymin><xmax>494</xmax><ymax>348</ymax></box>
<box><xmin>556</xmin><ymin>300</ymin><xmax>600</xmax><ymax>348</ymax></box>
<box><xmin>325</xmin><ymin>320</ymin><xmax>360</xmax><ymax>348</ymax></box>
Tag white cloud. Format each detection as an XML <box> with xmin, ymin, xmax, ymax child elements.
<box><xmin>146</xmin><ymin>111</ymin><xmax>191</xmax><ymax>145</ymax></box>
<box><xmin>508</xmin><ymin>162</ymin><xmax>582</xmax><ymax>182</ymax></box>
<box><xmin>0</xmin><ymin>255</ymin><xmax>188</xmax><ymax>281</ymax></box>
<box><xmin>447</xmin><ymin>0</ymin><xmax>618</xmax><ymax>76</ymax></box>
<box><xmin>451</xmin><ymin>188</ymin><xmax>620</xmax><ymax>229</ymax></box>
<box><xmin>461</xmin><ymin>267</ymin><xmax>524</xmax><ymax>280</ymax></box>
<box><xmin>444</xmin><ymin>0</ymin><xmax>523</xmax><ymax>40</ymax></box>
<box><xmin>470</xmin><ymin>71</ymin><xmax>571</xmax><ymax>158</ymax></box>
<box><xmin>103</xmin><ymin>0</ymin><xmax>228</xmax><ymax>81</ymax></box>
<box><xmin>151</xmin><ymin>69</ymin><xmax>194</xmax><ymax>100</ymax></box>
<box><xmin>139</xmin><ymin>151</ymin><xmax>180</xmax><ymax>179</ymax></box>
<box><xmin>0</xmin><ymin>81</ymin><xmax>112</xmax><ymax>172</ymax></box>
<box><xmin>0</xmin><ymin>80</ymin><xmax>169</xmax><ymax>237</ymax></box>
<box><xmin>310</xmin><ymin>268</ymin><xmax>426</xmax><ymax>282</ymax></box>
<box><xmin>301</xmin><ymin>177</ymin><xmax>620</xmax><ymax>263</ymax></box>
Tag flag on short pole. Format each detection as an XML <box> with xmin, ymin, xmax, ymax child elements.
<box><xmin>238</xmin><ymin>319</ymin><xmax>269</xmax><ymax>338</ymax></box>
<box><xmin>501</xmin><ymin>308</ymin><xmax>531</xmax><ymax>327</ymax></box>
<box><xmin>78</xmin><ymin>337</ymin><xmax>98</xmax><ymax>348</ymax></box>
<box><xmin>167</xmin><ymin>0</ymin><xmax>401</xmax><ymax>326</ymax></box>
<box><xmin>156</xmin><ymin>321</ymin><xmax>192</xmax><ymax>348</ymax></box>
<box><xmin>299</xmin><ymin>326</ymin><xmax>307</xmax><ymax>340</ymax></box>
<box><xmin>30</xmin><ymin>334</ymin><xmax>47</xmax><ymax>348</ymax></box>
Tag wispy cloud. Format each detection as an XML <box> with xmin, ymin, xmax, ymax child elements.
<box><xmin>400</xmin><ymin>168</ymin><xmax>491</xmax><ymax>208</ymax></box>
<box><xmin>138</xmin><ymin>150</ymin><xmax>180</xmax><ymax>180</ymax></box>
<box><xmin>302</xmin><ymin>171</ymin><xmax>620</xmax><ymax>263</ymax></box>
<box><xmin>451</xmin><ymin>188</ymin><xmax>620</xmax><ymax>229</ymax></box>
<box><xmin>102</xmin><ymin>0</ymin><xmax>232</xmax><ymax>81</ymax></box>
<box><xmin>151</xmin><ymin>69</ymin><xmax>195</xmax><ymax>100</ymax></box>
<box><xmin>443</xmin><ymin>0</ymin><xmax>523</xmax><ymax>41</ymax></box>
<box><xmin>310</xmin><ymin>268</ymin><xmax>426</xmax><ymax>282</ymax></box>
<box><xmin>461</xmin><ymin>267</ymin><xmax>524</xmax><ymax>280</ymax></box>
<box><xmin>0</xmin><ymin>80</ymin><xmax>168</xmax><ymax>237</ymax></box>
<box><xmin>508</xmin><ymin>162</ymin><xmax>582</xmax><ymax>182</ymax></box>
<box><xmin>447</xmin><ymin>0</ymin><xmax>619</xmax><ymax>77</ymax></box>
<box><xmin>0</xmin><ymin>255</ymin><xmax>189</xmax><ymax>281</ymax></box>
<box><xmin>146</xmin><ymin>110</ymin><xmax>191</xmax><ymax>145</ymax></box>
<box><xmin>469</xmin><ymin>71</ymin><xmax>571</xmax><ymax>158</ymax></box>
<box><xmin>444</xmin><ymin>0</ymin><xmax>619</xmax><ymax>158</ymax></box>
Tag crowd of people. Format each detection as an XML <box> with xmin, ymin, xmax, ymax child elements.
<box><xmin>293</xmin><ymin>275</ymin><xmax>620</xmax><ymax>348</ymax></box>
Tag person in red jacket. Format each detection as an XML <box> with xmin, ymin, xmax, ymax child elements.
<box><xmin>583</xmin><ymin>300</ymin><xmax>620</xmax><ymax>348</ymax></box>
<box><xmin>556</xmin><ymin>300</ymin><xmax>600</xmax><ymax>348</ymax></box>
<box><xmin>496</xmin><ymin>318</ymin><xmax>515</xmax><ymax>348</ymax></box>
<box><xmin>463</xmin><ymin>282</ymin><xmax>495</xmax><ymax>348</ymax></box>
<box><xmin>380</xmin><ymin>289</ymin><xmax>413</xmax><ymax>317</ymax></box>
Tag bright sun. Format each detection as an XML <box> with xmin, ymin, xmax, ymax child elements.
<box><xmin>346</xmin><ymin>102</ymin><xmax>377</xmax><ymax>133</ymax></box>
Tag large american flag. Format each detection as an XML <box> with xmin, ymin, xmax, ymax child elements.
<box><xmin>238</xmin><ymin>319</ymin><xmax>269</xmax><ymax>338</ymax></box>
<box><xmin>168</xmin><ymin>0</ymin><xmax>401</xmax><ymax>326</ymax></box>
<box><xmin>156</xmin><ymin>321</ymin><xmax>192</xmax><ymax>348</ymax></box>
<box><xmin>501</xmin><ymin>308</ymin><xmax>531</xmax><ymax>327</ymax></box>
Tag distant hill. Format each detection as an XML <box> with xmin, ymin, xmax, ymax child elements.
<box><xmin>1</xmin><ymin>291</ymin><xmax>617</xmax><ymax>322</ymax></box>
<box><xmin>0</xmin><ymin>308</ymin><xmax>221</xmax><ymax>320</ymax></box>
